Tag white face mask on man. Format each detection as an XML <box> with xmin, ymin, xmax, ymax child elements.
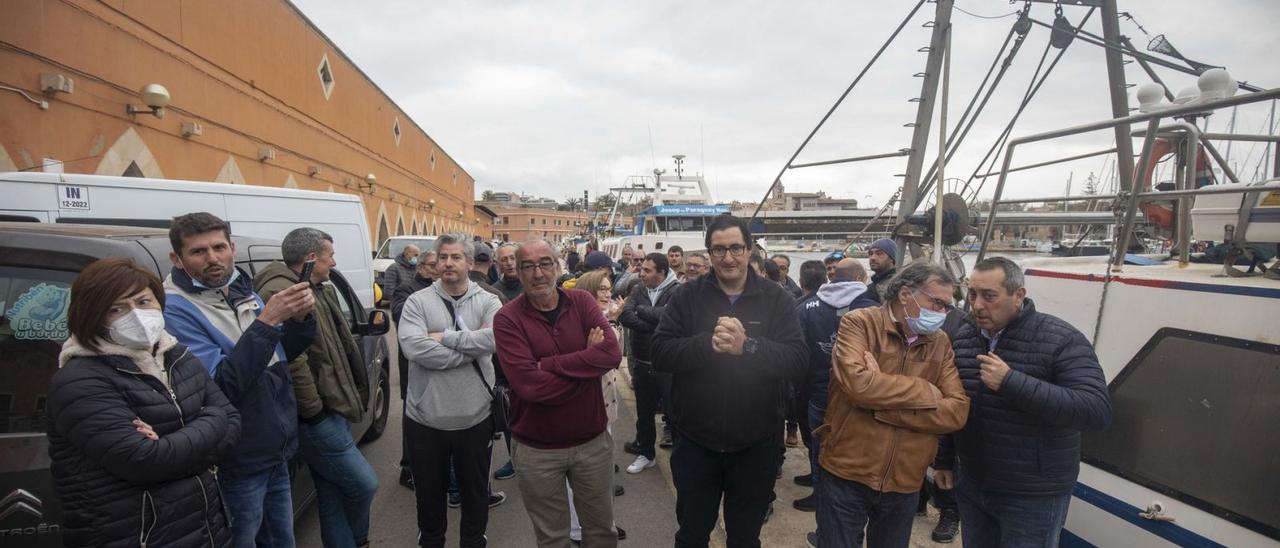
<box><xmin>108</xmin><ymin>308</ymin><xmax>166</xmax><ymax>350</ymax></box>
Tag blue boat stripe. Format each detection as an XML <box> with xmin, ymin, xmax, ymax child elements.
<box><xmin>1059</xmin><ymin>528</ymin><xmax>1097</xmax><ymax>548</ymax></box>
<box><xmin>1071</xmin><ymin>482</ymin><xmax>1227</xmax><ymax>548</ymax></box>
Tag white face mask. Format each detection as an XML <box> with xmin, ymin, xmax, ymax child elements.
<box><xmin>108</xmin><ymin>308</ymin><xmax>166</xmax><ymax>350</ymax></box>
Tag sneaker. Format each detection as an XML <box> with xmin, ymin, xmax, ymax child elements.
<box><xmin>806</xmin><ymin>531</ymin><xmax>818</xmax><ymax>547</ymax></box>
<box><xmin>793</xmin><ymin>473</ymin><xmax>813</xmax><ymax>487</ymax></box>
<box><xmin>616</xmin><ymin>525</ymin><xmax>627</xmax><ymax>540</ymax></box>
<box><xmin>623</xmin><ymin>440</ymin><xmax>641</xmax><ymax>455</ymax></box>
<box><xmin>614</xmin><ymin>484</ymin><xmax>625</xmax><ymax>497</ymax></box>
<box><xmin>494</xmin><ymin>461</ymin><xmax>516</xmax><ymax>480</ymax></box>
<box><xmin>931</xmin><ymin>508</ymin><xmax>960</xmax><ymax>543</ymax></box>
<box><xmin>448</xmin><ymin>492</ymin><xmax>461</xmax><ymax>508</ymax></box>
<box><xmin>627</xmin><ymin>455</ymin><xmax>656</xmax><ymax>474</ymax></box>
<box><xmin>488</xmin><ymin>491</ymin><xmax>507</xmax><ymax>508</ymax></box>
<box><xmin>399</xmin><ymin>467</ymin><xmax>415</xmax><ymax>490</ymax></box>
<box><xmin>659</xmin><ymin>428</ymin><xmax>674</xmax><ymax>449</ymax></box>
<box><xmin>792</xmin><ymin>493</ymin><xmax>817</xmax><ymax>512</ymax></box>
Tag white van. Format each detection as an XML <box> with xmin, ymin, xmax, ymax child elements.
<box><xmin>0</xmin><ymin>171</ymin><xmax>377</xmax><ymax>308</ymax></box>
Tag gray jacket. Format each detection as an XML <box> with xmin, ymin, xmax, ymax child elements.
<box><xmin>398</xmin><ymin>280</ymin><xmax>501</xmax><ymax>430</ymax></box>
<box><xmin>383</xmin><ymin>255</ymin><xmax>416</xmax><ymax>298</ymax></box>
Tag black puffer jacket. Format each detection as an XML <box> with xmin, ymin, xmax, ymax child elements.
<box><xmin>618</xmin><ymin>275</ymin><xmax>679</xmax><ymax>363</ymax></box>
<box><xmin>47</xmin><ymin>336</ymin><xmax>241</xmax><ymax>548</ymax></box>
<box><xmin>937</xmin><ymin>298</ymin><xmax>1111</xmax><ymax>496</ymax></box>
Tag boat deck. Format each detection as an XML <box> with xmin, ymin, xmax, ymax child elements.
<box><xmin>1014</xmin><ymin>254</ymin><xmax>1280</xmax><ymax>297</ymax></box>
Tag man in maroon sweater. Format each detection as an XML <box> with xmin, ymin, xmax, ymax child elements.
<box><xmin>495</xmin><ymin>238</ymin><xmax>623</xmax><ymax>548</ymax></box>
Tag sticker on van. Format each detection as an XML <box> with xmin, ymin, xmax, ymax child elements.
<box><xmin>5</xmin><ymin>283</ymin><xmax>71</xmax><ymax>341</ymax></box>
<box><xmin>57</xmin><ymin>185</ymin><xmax>90</xmax><ymax>210</ymax></box>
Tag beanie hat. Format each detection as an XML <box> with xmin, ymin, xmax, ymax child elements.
<box><xmin>869</xmin><ymin>238</ymin><xmax>898</xmax><ymax>263</ymax></box>
<box><xmin>585</xmin><ymin>250</ymin><xmax>614</xmax><ymax>270</ymax></box>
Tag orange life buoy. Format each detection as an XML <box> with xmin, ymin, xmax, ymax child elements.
<box><xmin>1136</xmin><ymin>138</ymin><xmax>1211</xmax><ymax>230</ymax></box>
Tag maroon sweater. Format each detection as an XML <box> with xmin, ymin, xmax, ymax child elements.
<box><xmin>494</xmin><ymin>288</ymin><xmax>622</xmax><ymax>449</ymax></box>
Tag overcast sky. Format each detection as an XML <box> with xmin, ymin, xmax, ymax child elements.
<box><xmin>294</xmin><ymin>0</ymin><xmax>1279</xmax><ymax>211</ymax></box>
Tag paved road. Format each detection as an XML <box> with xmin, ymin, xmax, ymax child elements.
<box><xmin>296</xmin><ymin>327</ymin><xmax>953</xmax><ymax>547</ymax></box>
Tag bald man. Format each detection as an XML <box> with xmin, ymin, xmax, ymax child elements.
<box><xmin>791</xmin><ymin>257</ymin><xmax>879</xmax><ymax>520</ymax></box>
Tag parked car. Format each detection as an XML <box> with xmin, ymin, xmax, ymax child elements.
<box><xmin>0</xmin><ymin>222</ymin><xmax>390</xmax><ymax>548</ymax></box>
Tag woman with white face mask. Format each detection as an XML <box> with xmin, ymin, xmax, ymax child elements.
<box><xmin>46</xmin><ymin>257</ymin><xmax>241</xmax><ymax>548</ymax></box>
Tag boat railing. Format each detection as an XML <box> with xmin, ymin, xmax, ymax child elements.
<box><xmin>974</xmin><ymin>86</ymin><xmax>1280</xmax><ymax>271</ymax></box>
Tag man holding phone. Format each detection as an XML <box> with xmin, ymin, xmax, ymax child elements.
<box><xmin>256</xmin><ymin>228</ymin><xmax>379</xmax><ymax>548</ymax></box>
<box><xmin>163</xmin><ymin>212</ymin><xmax>316</xmax><ymax>548</ymax></box>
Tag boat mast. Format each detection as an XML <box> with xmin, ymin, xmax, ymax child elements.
<box><xmin>895</xmin><ymin>0</ymin><xmax>955</xmax><ymax>262</ymax></box>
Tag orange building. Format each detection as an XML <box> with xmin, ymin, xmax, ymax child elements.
<box><xmin>0</xmin><ymin>0</ymin><xmax>477</xmax><ymax>248</ymax></box>
<box><xmin>491</xmin><ymin>207</ymin><xmax>589</xmax><ymax>244</ymax></box>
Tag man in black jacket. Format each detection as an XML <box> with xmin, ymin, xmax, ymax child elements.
<box><xmin>162</xmin><ymin>212</ymin><xmax>315</xmax><ymax>547</ymax></box>
<box><xmin>936</xmin><ymin>257</ymin><xmax>1111</xmax><ymax>547</ymax></box>
<box><xmin>619</xmin><ymin>252</ymin><xmax>680</xmax><ymax>474</ymax></box>
<box><xmin>770</xmin><ymin>254</ymin><xmax>804</xmax><ymax>298</ymax></box>
<box><xmin>494</xmin><ymin>243</ymin><xmax>523</xmax><ymax>302</ymax></box>
<box><xmin>651</xmin><ymin>215</ymin><xmax>808</xmax><ymax>548</ymax></box>
<box><xmin>391</xmin><ymin>250</ymin><xmax>436</xmax><ymax>488</ymax></box>
<box><xmin>865</xmin><ymin>238</ymin><xmax>898</xmax><ymax>303</ymax></box>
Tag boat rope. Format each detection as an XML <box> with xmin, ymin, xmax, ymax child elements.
<box><xmin>747</xmin><ymin>0</ymin><xmax>928</xmax><ymax>223</ymax></box>
<box><xmin>953</xmin><ymin>5</ymin><xmax>1020</xmax><ymax>20</ymax></box>
<box><xmin>1090</xmin><ymin>259</ymin><xmax>1115</xmax><ymax>345</ymax></box>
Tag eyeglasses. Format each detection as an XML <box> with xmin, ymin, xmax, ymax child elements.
<box><xmin>519</xmin><ymin>259</ymin><xmax>558</xmax><ymax>274</ymax></box>
<box><xmin>913</xmin><ymin>291</ymin><xmax>955</xmax><ymax>313</ymax></box>
<box><xmin>709</xmin><ymin>245</ymin><xmax>748</xmax><ymax>257</ymax></box>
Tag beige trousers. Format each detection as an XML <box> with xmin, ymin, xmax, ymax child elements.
<box><xmin>512</xmin><ymin>430</ymin><xmax>617</xmax><ymax>548</ymax></box>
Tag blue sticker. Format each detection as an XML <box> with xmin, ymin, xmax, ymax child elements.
<box><xmin>6</xmin><ymin>283</ymin><xmax>71</xmax><ymax>341</ymax></box>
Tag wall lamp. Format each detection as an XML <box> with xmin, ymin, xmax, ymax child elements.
<box><xmin>126</xmin><ymin>83</ymin><xmax>170</xmax><ymax>118</ymax></box>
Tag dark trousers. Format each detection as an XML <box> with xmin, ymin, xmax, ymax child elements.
<box><xmin>632</xmin><ymin>360</ymin><xmax>671</xmax><ymax>460</ymax></box>
<box><xmin>398</xmin><ymin>350</ymin><xmax>411</xmax><ymax>468</ymax></box>
<box><xmin>955</xmin><ymin>475</ymin><xmax>1071</xmax><ymax>548</ymax></box>
<box><xmin>671</xmin><ymin>432</ymin><xmax>779</xmax><ymax>548</ymax></box>
<box><xmin>786</xmin><ymin>382</ymin><xmax>812</xmax><ymax>449</ymax></box>
<box><xmin>406</xmin><ymin>416</ymin><xmax>494</xmax><ymax>548</ymax></box>
<box><xmin>921</xmin><ymin>473</ymin><xmax>958</xmax><ymax>512</ymax></box>
<box><xmin>814</xmin><ymin>466</ymin><xmax>919</xmax><ymax>548</ymax></box>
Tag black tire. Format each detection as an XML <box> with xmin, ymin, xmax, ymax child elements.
<box><xmin>361</xmin><ymin>363</ymin><xmax>391</xmax><ymax>443</ymax></box>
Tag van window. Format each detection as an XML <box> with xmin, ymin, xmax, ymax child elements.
<box><xmin>1082</xmin><ymin>328</ymin><xmax>1280</xmax><ymax>538</ymax></box>
<box><xmin>375</xmin><ymin>238</ymin><xmax>438</xmax><ymax>260</ymax></box>
<box><xmin>0</xmin><ymin>267</ymin><xmax>75</xmax><ymax>434</ymax></box>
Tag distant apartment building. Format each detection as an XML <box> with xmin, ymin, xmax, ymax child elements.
<box><xmin>768</xmin><ymin>184</ymin><xmax>859</xmax><ymax>211</ymax></box>
<box><xmin>480</xmin><ymin>191</ymin><xmax>559</xmax><ymax>210</ymax></box>
<box><xmin>491</xmin><ymin>207</ymin><xmax>589</xmax><ymax>244</ymax></box>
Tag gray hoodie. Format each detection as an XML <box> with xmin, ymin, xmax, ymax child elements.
<box><xmin>398</xmin><ymin>280</ymin><xmax>501</xmax><ymax>430</ymax></box>
<box><xmin>646</xmin><ymin>269</ymin><xmax>680</xmax><ymax>303</ymax></box>
<box><xmin>817</xmin><ymin>280</ymin><xmax>870</xmax><ymax>310</ymax></box>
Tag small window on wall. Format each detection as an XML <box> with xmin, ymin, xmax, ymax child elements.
<box><xmin>393</xmin><ymin>118</ymin><xmax>402</xmax><ymax>146</ymax></box>
<box><xmin>655</xmin><ymin>242</ymin><xmax>664</xmax><ymax>250</ymax></box>
<box><xmin>1082</xmin><ymin>328</ymin><xmax>1280</xmax><ymax>539</ymax></box>
<box><xmin>429</xmin><ymin>149</ymin><xmax>436</xmax><ymax>171</ymax></box>
<box><xmin>317</xmin><ymin>53</ymin><xmax>335</xmax><ymax>100</ymax></box>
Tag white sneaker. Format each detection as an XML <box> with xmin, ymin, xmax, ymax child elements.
<box><xmin>627</xmin><ymin>455</ymin><xmax>655</xmax><ymax>474</ymax></box>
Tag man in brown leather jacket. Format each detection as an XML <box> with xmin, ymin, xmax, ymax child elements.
<box><xmin>814</xmin><ymin>262</ymin><xmax>970</xmax><ymax>548</ymax></box>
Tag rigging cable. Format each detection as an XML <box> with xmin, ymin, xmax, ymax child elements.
<box><xmin>748</xmin><ymin>0</ymin><xmax>929</xmax><ymax>222</ymax></box>
<box><xmin>959</xmin><ymin>7</ymin><xmax>1098</xmax><ymax>202</ymax></box>
<box><xmin>953</xmin><ymin>5</ymin><xmax>1020</xmax><ymax>20</ymax></box>
<box><xmin>916</xmin><ymin>10</ymin><xmax>1030</xmax><ymax>208</ymax></box>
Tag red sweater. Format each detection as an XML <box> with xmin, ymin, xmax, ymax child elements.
<box><xmin>494</xmin><ymin>288</ymin><xmax>622</xmax><ymax>449</ymax></box>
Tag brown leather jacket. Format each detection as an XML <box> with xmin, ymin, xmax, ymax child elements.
<box><xmin>815</xmin><ymin>304</ymin><xmax>969</xmax><ymax>493</ymax></box>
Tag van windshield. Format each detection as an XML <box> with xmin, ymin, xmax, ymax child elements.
<box><xmin>376</xmin><ymin>238</ymin><xmax>438</xmax><ymax>260</ymax></box>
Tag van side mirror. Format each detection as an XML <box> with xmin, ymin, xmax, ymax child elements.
<box><xmin>360</xmin><ymin>309</ymin><xmax>390</xmax><ymax>336</ymax></box>
<box><xmin>372</xmin><ymin>251</ymin><xmax>378</xmax><ymax>259</ymax></box>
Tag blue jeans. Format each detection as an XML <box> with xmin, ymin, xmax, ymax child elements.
<box><xmin>814</xmin><ymin>467</ymin><xmax>918</xmax><ymax>548</ymax></box>
<box><xmin>221</xmin><ymin>462</ymin><xmax>296</xmax><ymax>548</ymax></box>
<box><xmin>955</xmin><ymin>474</ymin><xmax>1071</xmax><ymax>548</ymax></box>
<box><xmin>299</xmin><ymin>413</ymin><xmax>379</xmax><ymax>548</ymax></box>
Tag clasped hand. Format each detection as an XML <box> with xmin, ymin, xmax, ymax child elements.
<box><xmin>711</xmin><ymin>316</ymin><xmax>747</xmax><ymax>355</ymax></box>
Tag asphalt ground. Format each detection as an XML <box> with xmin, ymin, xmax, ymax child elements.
<box><xmin>296</xmin><ymin>325</ymin><xmax>953</xmax><ymax>547</ymax></box>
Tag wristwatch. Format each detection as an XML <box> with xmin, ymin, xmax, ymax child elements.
<box><xmin>743</xmin><ymin>337</ymin><xmax>759</xmax><ymax>355</ymax></box>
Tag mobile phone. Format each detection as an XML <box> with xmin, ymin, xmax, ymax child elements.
<box><xmin>298</xmin><ymin>260</ymin><xmax>316</xmax><ymax>284</ymax></box>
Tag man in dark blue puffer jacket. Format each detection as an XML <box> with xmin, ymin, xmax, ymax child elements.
<box><xmin>934</xmin><ymin>257</ymin><xmax>1111</xmax><ymax>547</ymax></box>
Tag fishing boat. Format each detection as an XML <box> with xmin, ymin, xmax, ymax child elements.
<box><xmin>590</xmin><ymin>156</ymin><xmax>732</xmax><ymax>261</ymax></box>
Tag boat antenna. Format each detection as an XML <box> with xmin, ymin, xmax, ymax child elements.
<box><xmin>648</xmin><ymin>125</ymin><xmax>657</xmax><ymax>171</ymax></box>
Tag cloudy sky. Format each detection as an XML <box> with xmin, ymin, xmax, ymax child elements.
<box><xmin>294</xmin><ymin>0</ymin><xmax>1279</xmax><ymax>211</ymax></box>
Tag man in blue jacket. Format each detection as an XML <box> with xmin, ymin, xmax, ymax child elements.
<box><xmin>935</xmin><ymin>257</ymin><xmax>1111</xmax><ymax>547</ymax></box>
<box><xmin>163</xmin><ymin>212</ymin><xmax>316</xmax><ymax>548</ymax></box>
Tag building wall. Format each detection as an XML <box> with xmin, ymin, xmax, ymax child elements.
<box><xmin>491</xmin><ymin>207</ymin><xmax>588</xmax><ymax>244</ymax></box>
<box><xmin>0</xmin><ymin>0</ymin><xmax>478</xmax><ymax>247</ymax></box>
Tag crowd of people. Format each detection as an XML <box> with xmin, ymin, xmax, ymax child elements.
<box><xmin>45</xmin><ymin>210</ymin><xmax>1112</xmax><ymax>548</ymax></box>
